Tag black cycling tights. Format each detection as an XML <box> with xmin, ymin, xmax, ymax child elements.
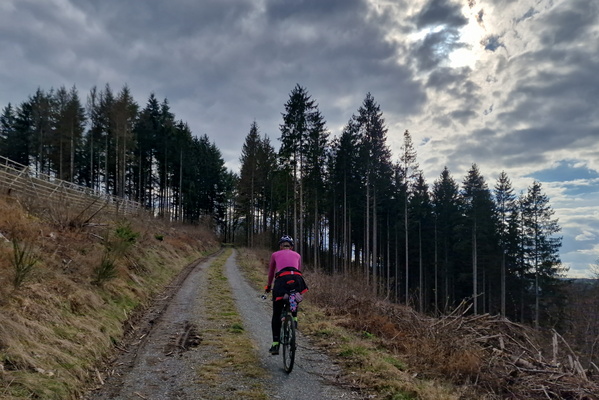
<box><xmin>272</xmin><ymin>300</ymin><xmax>297</xmax><ymax>342</ymax></box>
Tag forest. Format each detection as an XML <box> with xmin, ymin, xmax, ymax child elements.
<box><xmin>0</xmin><ymin>83</ymin><xmax>583</xmax><ymax>333</ymax></box>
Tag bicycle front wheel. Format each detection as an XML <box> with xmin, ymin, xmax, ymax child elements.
<box><xmin>281</xmin><ymin>311</ymin><xmax>296</xmax><ymax>373</ymax></box>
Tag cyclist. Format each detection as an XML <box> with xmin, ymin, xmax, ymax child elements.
<box><xmin>264</xmin><ymin>235</ymin><xmax>308</xmax><ymax>355</ymax></box>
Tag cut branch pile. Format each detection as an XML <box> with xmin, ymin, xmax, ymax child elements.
<box><xmin>306</xmin><ymin>270</ymin><xmax>598</xmax><ymax>399</ymax></box>
<box><xmin>339</xmin><ymin>295</ymin><xmax>599</xmax><ymax>399</ymax></box>
<box><xmin>421</xmin><ymin>303</ymin><xmax>599</xmax><ymax>399</ymax></box>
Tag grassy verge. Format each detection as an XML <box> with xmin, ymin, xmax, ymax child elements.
<box><xmin>0</xmin><ymin>197</ymin><xmax>219</xmax><ymax>399</ymax></box>
<box><xmin>235</xmin><ymin>247</ymin><xmax>465</xmax><ymax>400</ymax></box>
<box><xmin>194</xmin><ymin>248</ymin><xmax>268</xmax><ymax>400</ymax></box>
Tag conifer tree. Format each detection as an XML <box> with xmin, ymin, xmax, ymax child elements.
<box><xmin>279</xmin><ymin>84</ymin><xmax>327</xmax><ymax>259</ymax></box>
<box><xmin>410</xmin><ymin>171</ymin><xmax>433</xmax><ymax>311</ymax></box>
<box><xmin>238</xmin><ymin>121</ymin><xmax>262</xmax><ymax>246</ymax></box>
<box><xmin>133</xmin><ymin>94</ymin><xmax>161</xmax><ymax>208</ymax></box>
<box><xmin>520</xmin><ymin>180</ymin><xmax>564</xmax><ymax>328</ymax></box>
<box><xmin>461</xmin><ymin>164</ymin><xmax>499</xmax><ymax>315</ymax></box>
<box><xmin>53</xmin><ymin>86</ymin><xmax>86</xmax><ymax>183</ymax></box>
<box><xmin>494</xmin><ymin>171</ymin><xmax>518</xmax><ymax>317</ymax></box>
<box><xmin>353</xmin><ymin>93</ymin><xmax>393</xmax><ymax>292</ymax></box>
<box><xmin>29</xmin><ymin>88</ymin><xmax>56</xmax><ymax>176</ymax></box>
<box><xmin>0</xmin><ymin>104</ymin><xmax>18</xmax><ymax>161</ymax></box>
<box><xmin>327</xmin><ymin>119</ymin><xmax>362</xmax><ymax>274</ymax></box>
<box><xmin>399</xmin><ymin>130</ymin><xmax>419</xmax><ymax>303</ymax></box>
<box><xmin>82</xmin><ymin>86</ymin><xmax>103</xmax><ymax>191</ymax></box>
<box><xmin>431</xmin><ymin>167</ymin><xmax>463</xmax><ymax>311</ymax></box>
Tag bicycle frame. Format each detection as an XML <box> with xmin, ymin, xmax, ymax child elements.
<box><xmin>280</xmin><ymin>292</ymin><xmax>297</xmax><ymax>373</ymax></box>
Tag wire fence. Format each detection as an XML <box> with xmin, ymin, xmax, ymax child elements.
<box><xmin>0</xmin><ymin>155</ymin><xmax>143</xmax><ymax>217</ymax></box>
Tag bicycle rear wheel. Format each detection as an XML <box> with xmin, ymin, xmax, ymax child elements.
<box><xmin>281</xmin><ymin>311</ymin><xmax>296</xmax><ymax>373</ymax></box>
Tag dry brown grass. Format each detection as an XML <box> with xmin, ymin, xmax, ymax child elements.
<box><xmin>237</xmin><ymin>248</ymin><xmax>599</xmax><ymax>399</ymax></box>
<box><xmin>0</xmin><ymin>195</ymin><xmax>220</xmax><ymax>399</ymax></box>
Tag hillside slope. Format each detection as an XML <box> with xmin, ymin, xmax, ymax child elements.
<box><xmin>0</xmin><ymin>195</ymin><xmax>219</xmax><ymax>399</ymax></box>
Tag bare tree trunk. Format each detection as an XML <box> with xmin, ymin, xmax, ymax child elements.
<box><xmin>373</xmin><ymin>190</ymin><xmax>377</xmax><ymax>295</ymax></box>
<box><xmin>419</xmin><ymin>221</ymin><xmax>423</xmax><ymax>312</ymax></box>
<box><xmin>405</xmin><ymin>195</ymin><xmax>409</xmax><ymax>304</ymax></box>
<box><xmin>473</xmin><ymin>220</ymin><xmax>478</xmax><ymax>315</ymax></box>
<box><xmin>365</xmin><ymin>180</ymin><xmax>370</xmax><ymax>286</ymax></box>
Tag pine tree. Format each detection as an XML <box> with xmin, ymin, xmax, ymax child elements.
<box><xmin>410</xmin><ymin>172</ymin><xmax>433</xmax><ymax>311</ymax></box>
<box><xmin>238</xmin><ymin>121</ymin><xmax>262</xmax><ymax>246</ymax></box>
<box><xmin>29</xmin><ymin>88</ymin><xmax>56</xmax><ymax>176</ymax></box>
<box><xmin>112</xmin><ymin>86</ymin><xmax>138</xmax><ymax>198</ymax></box>
<box><xmin>303</xmin><ymin>107</ymin><xmax>328</xmax><ymax>268</ymax></box>
<box><xmin>461</xmin><ymin>164</ymin><xmax>499</xmax><ymax>315</ymax></box>
<box><xmin>494</xmin><ymin>171</ymin><xmax>518</xmax><ymax>317</ymax></box>
<box><xmin>327</xmin><ymin>119</ymin><xmax>362</xmax><ymax>274</ymax></box>
<box><xmin>133</xmin><ymin>93</ymin><xmax>161</xmax><ymax>208</ymax></box>
<box><xmin>0</xmin><ymin>104</ymin><xmax>17</xmax><ymax>161</ymax></box>
<box><xmin>431</xmin><ymin>167</ymin><xmax>463</xmax><ymax>312</ymax></box>
<box><xmin>399</xmin><ymin>130</ymin><xmax>419</xmax><ymax>304</ymax></box>
<box><xmin>82</xmin><ymin>86</ymin><xmax>103</xmax><ymax>190</ymax></box>
<box><xmin>53</xmin><ymin>86</ymin><xmax>86</xmax><ymax>182</ymax></box>
<box><xmin>279</xmin><ymin>84</ymin><xmax>327</xmax><ymax>259</ymax></box>
<box><xmin>353</xmin><ymin>93</ymin><xmax>393</xmax><ymax>292</ymax></box>
<box><xmin>520</xmin><ymin>180</ymin><xmax>564</xmax><ymax>328</ymax></box>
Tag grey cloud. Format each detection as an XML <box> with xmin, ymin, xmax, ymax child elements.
<box><xmin>450</xmin><ymin>109</ymin><xmax>477</xmax><ymax>125</ymax></box>
<box><xmin>414</xmin><ymin>0</ymin><xmax>468</xmax><ymax>29</ymax></box>
<box><xmin>266</xmin><ymin>0</ymin><xmax>366</xmax><ymax>22</ymax></box>
<box><xmin>412</xmin><ymin>27</ymin><xmax>466</xmax><ymax>70</ymax></box>
<box><xmin>482</xmin><ymin>35</ymin><xmax>504</xmax><ymax>51</ymax></box>
<box><xmin>516</xmin><ymin>7</ymin><xmax>539</xmax><ymax>23</ymax></box>
<box><xmin>537</xmin><ymin>0</ymin><xmax>599</xmax><ymax>46</ymax></box>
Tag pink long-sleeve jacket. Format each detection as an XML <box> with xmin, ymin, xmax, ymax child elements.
<box><xmin>267</xmin><ymin>249</ymin><xmax>302</xmax><ymax>287</ymax></box>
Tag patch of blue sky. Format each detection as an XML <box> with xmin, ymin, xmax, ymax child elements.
<box><xmin>528</xmin><ymin>160</ymin><xmax>599</xmax><ymax>183</ymax></box>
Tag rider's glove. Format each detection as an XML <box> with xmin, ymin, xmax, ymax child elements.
<box><xmin>264</xmin><ymin>285</ymin><xmax>271</xmax><ymax>293</ymax></box>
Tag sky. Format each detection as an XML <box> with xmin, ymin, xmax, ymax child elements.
<box><xmin>1</xmin><ymin>0</ymin><xmax>598</xmax><ymax>277</ymax></box>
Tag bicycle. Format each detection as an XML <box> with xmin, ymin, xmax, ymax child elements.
<box><xmin>280</xmin><ymin>291</ymin><xmax>297</xmax><ymax>373</ymax></box>
<box><xmin>262</xmin><ymin>290</ymin><xmax>299</xmax><ymax>373</ymax></box>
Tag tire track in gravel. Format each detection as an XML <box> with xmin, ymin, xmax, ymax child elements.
<box><xmin>85</xmin><ymin>249</ymin><xmax>364</xmax><ymax>400</ymax></box>
<box><xmin>85</xmin><ymin>252</ymin><xmax>227</xmax><ymax>400</ymax></box>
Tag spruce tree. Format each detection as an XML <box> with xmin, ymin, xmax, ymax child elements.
<box><xmin>494</xmin><ymin>171</ymin><xmax>518</xmax><ymax>317</ymax></box>
<box><xmin>461</xmin><ymin>164</ymin><xmax>499</xmax><ymax>315</ymax></box>
<box><xmin>520</xmin><ymin>180</ymin><xmax>564</xmax><ymax>328</ymax></box>
<box><xmin>399</xmin><ymin>130</ymin><xmax>419</xmax><ymax>303</ymax></box>
<box><xmin>431</xmin><ymin>167</ymin><xmax>463</xmax><ymax>311</ymax></box>
<box><xmin>238</xmin><ymin>121</ymin><xmax>262</xmax><ymax>246</ymax></box>
<box><xmin>353</xmin><ymin>93</ymin><xmax>393</xmax><ymax>292</ymax></box>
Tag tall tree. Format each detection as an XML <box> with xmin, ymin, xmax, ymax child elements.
<box><xmin>133</xmin><ymin>93</ymin><xmax>161</xmax><ymax>208</ymax></box>
<box><xmin>53</xmin><ymin>86</ymin><xmax>86</xmax><ymax>182</ymax></box>
<box><xmin>327</xmin><ymin>119</ymin><xmax>362</xmax><ymax>274</ymax></box>
<box><xmin>410</xmin><ymin>171</ymin><xmax>433</xmax><ymax>312</ymax></box>
<box><xmin>353</xmin><ymin>93</ymin><xmax>393</xmax><ymax>292</ymax></box>
<box><xmin>0</xmin><ymin>104</ymin><xmax>21</xmax><ymax>163</ymax></box>
<box><xmin>461</xmin><ymin>164</ymin><xmax>498</xmax><ymax>315</ymax></box>
<box><xmin>399</xmin><ymin>130</ymin><xmax>419</xmax><ymax>303</ymax></box>
<box><xmin>303</xmin><ymin>107</ymin><xmax>328</xmax><ymax>268</ymax></box>
<box><xmin>279</xmin><ymin>84</ymin><xmax>326</xmax><ymax>259</ymax></box>
<box><xmin>238</xmin><ymin>121</ymin><xmax>262</xmax><ymax>246</ymax></box>
<box><xmin>494</xmin><ymin>171</ymin><xmax>518</xmax><ymax>317</ymax></box>
<box><xmin>112</xmin><ymin>85</ymin><xmax>138</xmax><ymax>197</ymax></box>
<box><xmin>29</xmin><ymin>88</ymin><xmax>56</xmax><ymax>176</ymax></box>
<box><xmin>431</xmin><ymin>167</ymin><xmax>463</xmax><ymax>312</ymax></box>
<box><xmin>520</xmin><ymin>180</ymin><xmax>564</xmax><ymax>329</ymax></box>
<box><xmin>82</xmin><ymin>86</ymin><xmax>103</xmax><ymax>191</ymax></box>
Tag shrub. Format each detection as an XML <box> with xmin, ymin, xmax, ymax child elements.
<box><xmin>109</xmin><ymin>222</ymin><xmax>139</xmax><ymax>256</ymax></box>
<box><xmin>92</xmin><ymin>253</ymin><xmax>117</xmax><ymax>286</ymax></box>
<box><xmin>11</xmin><ymin>238</ymin><xmax>37</xmax><ymax>289</ymax></box>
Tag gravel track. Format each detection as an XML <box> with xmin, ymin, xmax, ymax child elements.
<box><xmin>84</xmin><ymin>249</ymin><xmax>364</xmax><ymax>400</ymax></box>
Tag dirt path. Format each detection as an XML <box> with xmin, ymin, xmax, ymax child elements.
<box><xmin>85</xmin><ymin>249</ymin><xmax>364</xmax><ymax>400</ymax></box>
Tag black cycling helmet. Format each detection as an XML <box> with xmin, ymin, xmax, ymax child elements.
<box><xmin>278</xmin><ymin>235</ymin><xmax>294</xmax><ymax>247</ymax></box>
